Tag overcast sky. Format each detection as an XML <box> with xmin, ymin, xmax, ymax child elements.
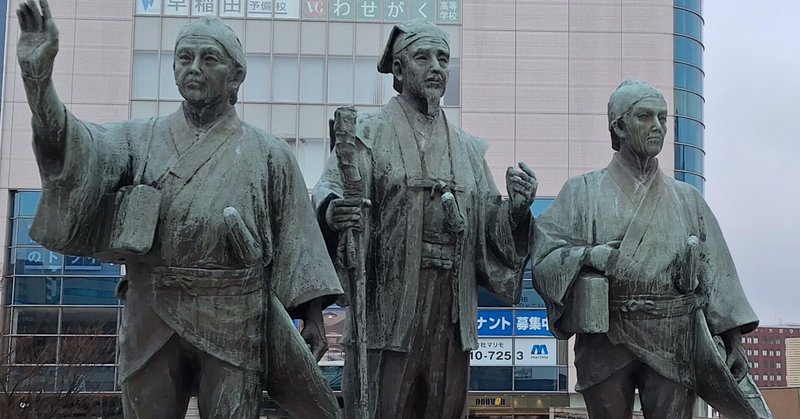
<box><xmin>704</xmin><ymin>1</ymin><xmax>800</xmax><ymax>325</ymax></box>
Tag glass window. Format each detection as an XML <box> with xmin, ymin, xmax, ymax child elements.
<box><xmin>274</xmin><ymin>55</ymin><xmax>300</xmax><ymax>102</ymax></box>
<box><xmin>13</xmin><ymin>307</ymin><xmax>60</xmax><ymax>334</ymax></box>
<box><xmin>478</xmin><ymin>286</ymin><xmax>512</xmax><ymax>307</ymax></box>
<box><xmin>9</xmin><ymin>366</ymin><xmax>57</xmax><ymax>392</ymax></box>
<box><xmin>14</xmin><ymin>191</ymin><xmax>41</xmax><ymax>217</ymax></box>
<box><xmin>674</xmin><ymin>9</ymin><xmax>703</xmax><ymax>42</ymax></box>
<box><xmin>674</xmin><ymin>62</ymin><xmax>704</xmax><ymax>95</ymax></box>
<box><xmin>61</xmin><ymin>308</ymin><xmax>118</xmax><ymax>334</ymax></box>
<box><xmin>12</xmin><ymin>277</ymin><xmax>61</xmax><ymax>305</ymax></box>
<box><xmin>674</xmin><ymin>90</ymin><xmax>704</xmax><ymax>122</ymax></box>
<box><xmin>674</xmin><ymin>0</ymin><xmax>702</xmax><ymax>15</ymax></box>
<box><xmin>674</xmin><ymin>36</ymin><xmax>703</xmax><ymax>69</ymax></box>
<box><xmin>242</xmin><ymin>54</ymin><xmax>271</xmax><ymax>102</ymax></box>
<box><xmin>60</xmin><ymin>336</ymin><xmax>117</xmax><ymax>364</ymax></box>
<box><xmin>442</xmin><ymin>58</ymin><xmax>460</xmax><ymax>107</ymax></box>
<box><xmin>59</xmin><ymin>366</ymin><xmax>117</xmax><ymax>392</ymax></box>
<box><xmin>62</xmin><ymin>278</ymin><xmax>119</xmax><ymax>306</ymax></box>
<box><xmin>132</xmin><ymin>52</ymin><xmax>159</xmax><ymax>100</ymax></box>
<box><xmin>159</xmin><ymin>52</ymin><xmax>182</xmax><ymax>101</ymax></box>
<box><xmin>296</xmin><ymin>138</ymin><xmax>327</xmax><ymax>187</ymax></box>
<box><xmin>11</xmin><ymin>247</ymin><xmax>64</xmax><ymax>276</ymax></box>
<box><xmin>328</xmin><ymin>57</ymin><xmax>354</xmax><ymax>104</ymax></box>
<box><xmin>674</xmin><ymin>117</ymin><xmax>704</xmax><ymax>148</ymax></box>
<box><xmin>300</xmin><ymin>56</ymin><xmax>325</xmax><ymax>103</ymax></box>
<box><xmin>10</xmin><ymin>336</ymin><xmax>58</xmax><ymax>364</ymax></box>
<box><xmin>674</xmin><ymin>172</ymin><xmax>705</xmax><ymax>195</ymax></box>
<box><xmin>62</xmin><ymin>256</ymin><xmax>120</xmax><ymax>276</ymax></box>
<box><xmin>354</xmin><ymin>57</ymin><xmax>381</xmax><ymax>105</ymax></box>
<box><xmin>674</xmin><ymin>144</ymin><xmax>704</xmax><ymax>175</ymax></box>
<box><xmin>514</xmin><ymin>366</ymin><xmax>559</xmax><ymax>391</ymax></box>
<box><xmin>469</xmin><ymin>366</ymin><xmax>512</xmax><ymax>391</ymax></box>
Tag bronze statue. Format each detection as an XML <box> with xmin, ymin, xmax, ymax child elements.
<box><xmin>313</xmin><ymin>19</ymin><xmax>537</xmax><ymax>419</ymax></box>
<box><xmin>532</xmin><ymin>80</ymin><xmax>771</xmax><ymax>419</ymax></box>
<box><xmin>16</xmin><ymin>1</ymin><xmax>342</xmax><ymax>417</ymax></box>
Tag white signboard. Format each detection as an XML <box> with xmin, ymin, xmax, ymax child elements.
<box><xmin>164</xmin><ymin>0</ymin><xmax>191</xmax><ymax>16</ymax></box>
<box><xmin>514</xmin><ymin>338</ymin><xmax>557</xmax><ymax>366</ymax></box>
<box><xmin>273</xmin><ymin>0</ymin><xmax>301</xmax><ymax>18</ymax></box>
<box><xmin>137</xmin><ymin>0</ymin><xmax>162</xmax><ymax>14</ymax></box>
<box><xmin>470</xmin><ymin>338</ymin><xmax>513</xmax><ymax>366</ymax></box>
<box><xmin>219</xmin><ymin>0</ymin><xmax>247</xmax><ymax>17</ymax></box>
<box><xmin>191</xmin><ymin>0</ymin><xmax>218</xmax><ymax>16</ymax></box>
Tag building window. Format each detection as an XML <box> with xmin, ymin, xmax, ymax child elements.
<box><xmin>777</xmin><ymin>362</ymin><xmax>782</xmax><ymax>369</ymax></box>
<box><xmin>3</xmin><ymin>191</ymin><xmax>124</xmax><ymax>396</ymax></box>
<box><xmin>753</xmin><ymin>337</ymin><xmax>758</xmax><ymax>344</ymax></box>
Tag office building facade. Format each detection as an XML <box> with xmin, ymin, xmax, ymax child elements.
<box><xmin>0</xmin><ymin>0</ymin><xmax>700</xmax><ymax>418</ymax></box>
<box><xmin>742</xmin><ymin>325</ymin><xmax>800</xmax><ymax>389</ymax></box>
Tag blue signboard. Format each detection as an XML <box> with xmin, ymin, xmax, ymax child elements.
<box><xmin>476</xmin><ymin>309</ymin><xmax>513</xmax><ymax>337</ymax></box>
<box><xmin>513</xmin><ymin>309</ymin><xmax>552</xmax><ymax>337</ymax></box>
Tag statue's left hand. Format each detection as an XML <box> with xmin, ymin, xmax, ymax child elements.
<box><xmin>506</xmin><ymin>162</ymin><xmax>538</xmax><ymax>227</ymax></box>
<box><xmin>301</xmin><ymin>301</ymin><xmax>328</xmax><ymax>361</ymax></box>
<box><xmin>722</xmin><ymin>328</ymin><xmax>748</xmax><ymax>382</ymax></box>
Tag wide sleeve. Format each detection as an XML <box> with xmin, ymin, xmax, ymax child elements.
<box><xmin>29</xmin><ymin>110</ymin><xmax>133</xmax><ymax>256</ymax></box>
<box><xmin>531</xmin><ymin>179</ymin><xmax>592</xmax><ymax>339</ymax></box>
<box><xmin>694</xmin><ymin>192</ymin><xmax>759</xmax><ymax>336</ymax></box>
<box><xmin>473</xmin><ymin>155</ymin><xmax>530</xmax><ymax>304</ymax></box>
<box><xmin>268</xmin><ymin>142</ymin><xmax>344</xmax><ymax>317</ymax></box>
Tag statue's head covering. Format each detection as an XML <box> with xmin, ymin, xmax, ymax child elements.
<box><xmin>176</xmin><ymin>16</ymin><xmax>247</xmax><ymax>74</ymax></box>
<box><xmin>607</xmin><ymin>80</ymin><xmax>666</xmax><ymax>151</ymax></box>
<box><xmin>378</xmin><ymin>19</ymin><xmax>449</xmax><ymax>93</ymax></box>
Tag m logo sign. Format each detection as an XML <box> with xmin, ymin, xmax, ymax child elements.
<box><xmin>531</xmin><ymin>344</ymin><xmax>549</xmax><ymax>355</ymax></box>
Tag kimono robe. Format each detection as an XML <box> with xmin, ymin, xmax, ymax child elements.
<box><xmin>29</xmin><ymin>105</ymin><xmax>343</xmax><ymax>383</ymax></box>
<box><xmin>314</xmin><ymin>97</ymin><xmax>531</xmax><ymax>418</ymax></box>
<box><xmin>533</xmin><ymin>154</ymin><xmax>758</xmax><ymax>391</ymax></box>
<box><xmin>313</xmin><ymin>97</ymin><xmax>531</xmax><ymax>353</ymax></box>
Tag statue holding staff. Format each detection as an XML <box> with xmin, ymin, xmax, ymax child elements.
<box><xmin>314</xmin><ymin>19</ymin><xmax>537</xmax><ymax>419</ymax></box>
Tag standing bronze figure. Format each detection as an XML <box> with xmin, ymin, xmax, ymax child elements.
<box><xmin>314</xmin><ymin>19</ymin><xmax>537</xmax><ymax>419</ymax></box>
<box><xmin>532</xmin><ymin>80</ymin><xmax>771</xmax><ymax>419</ymax></box>
<box><xmin>15</xmin><ymin>1</ymin><xmax>342</xmax><ymax>417</ymax></box>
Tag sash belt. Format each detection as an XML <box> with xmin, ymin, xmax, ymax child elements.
<box><xmin>609</xmin><ymin>293</ymin><xmax>696</xmax><ymax>319</ymax></box>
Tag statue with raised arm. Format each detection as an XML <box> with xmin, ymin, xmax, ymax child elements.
<box><xmin>16</xmin><ymin>1</ymin><xmax>343</xmax><ymax>417</ymax></box>
<box><xmin>313</xmin><ymin>19</ymin><xmax>537</xmax><ymax>419</ymax></box>
<box><xmin>532</xmin><ymin>80</ymin><xmax>771</xmax><ymax>419</ymax></box>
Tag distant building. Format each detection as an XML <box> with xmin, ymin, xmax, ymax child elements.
<box><xmin>742</xmin><ymin>325</ymin><xmax>800</xmax><ymax>388</ymax></box>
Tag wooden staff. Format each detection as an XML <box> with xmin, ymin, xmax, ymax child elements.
<box><xmin>332</xmin><ymin>106</ymin><xmax>369</xmax><ymax>418</ymax></box>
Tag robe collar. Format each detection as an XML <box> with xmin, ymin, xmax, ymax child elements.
<box><xmin>164</xmin><ymin>104</ymin><xmax>243</xmax><ymax>180</ymax></box>
<box><xmin>385</xmin><ymin>97</ymin><xmax>466</xmax><ymax>192</ymax></box>
<box><xmin>607</xmin><ymin>152</ymin><xmax>661</xmax><ymax>205</ymax></box>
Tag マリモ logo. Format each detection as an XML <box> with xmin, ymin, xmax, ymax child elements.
<box><xmin>531</xmin><ymin>344</ymin><xmax>548</xmax><ymax>355</ymax></box>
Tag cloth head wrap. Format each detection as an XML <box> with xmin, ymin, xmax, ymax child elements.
<box><xmin>176</xmin><ymin>16</ymin><xmax>247</xmax><ymax>74</ymax></box>
<box><xmin>607</xmin><ymin>80</ymin><xmax>666</xmax><ymax>150</ymax></box>
<box><xmin>377</xmin><ymin>19</ymin><xmax>450</xmax><ymax>74</ymax></box>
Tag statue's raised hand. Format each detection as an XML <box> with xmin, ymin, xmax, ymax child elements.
<box><xmin>17</xmin><ymin>0</ymin><xmax>58</xmax><ymax>80</ymax></box>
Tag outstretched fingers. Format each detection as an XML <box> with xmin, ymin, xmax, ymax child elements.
<box><xmin>40</xmin><ymin>0</ymin><xmax>52</xmax><ymax>21</ymax></box>
<box><xmin>26</xmin><ymin>0</ymin><xmax>43</xmax><ymax>31</ymax></box>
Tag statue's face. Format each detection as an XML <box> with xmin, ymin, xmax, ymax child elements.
<box><xmin>399</xmin><ymin>39</ymin><xmax>450</xmax><ymax>102</ymax></box>
<box><xmin>174</xmin><ymin>36</ymin><xmax>237</xmax><ymax>106</ymax></box>
<box><xmin>620</xmin><ymin>96</ymin><xmax>668</xmax><ymax>159</ymax></box>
